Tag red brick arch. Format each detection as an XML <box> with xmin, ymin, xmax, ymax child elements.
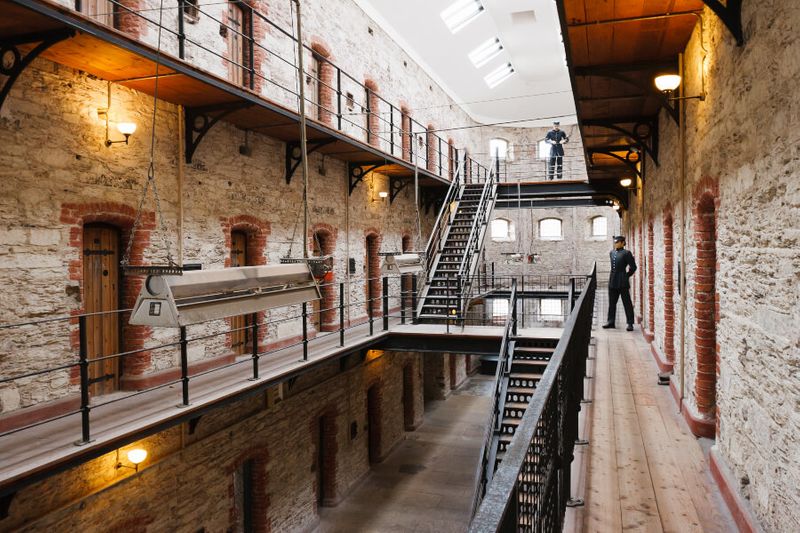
<box><xmin>310</xmin><ymin>37</ymin><xmax>335</xmax><ymax>126</ymax></box>
<box><xmin>61</xmin><ymin>201</ymin><xmax>154</xmax><ymax>384</ymax></box>
<box><xmin>400</xmin><ymin>104</ymin><xmax>412</xmax><ymax>161</ymax></box>
<box><xmin>646</xmin><ymin>219</ymin><xmax>655</xmax><ymax>341</ymax></box>
<box><xmin>663</xmin><ymin>207</ymin><xmax>675</xmax><ymax>363</ymax></box>
<box><xmin>310</xmin><ymin>223</ymin><xmax>337</xmax><ymax>331</ymax></box>
<box><xmin>693</xmin><ymin>187</ymin><xmax>719</xmax><ymax>423</ymax></box>
<box><xmin>221</xmin><ymin>214</ymin><xmax>270</xmax><ymax>267</ymax></box>
<box><xmin>227</xmin><ymin>447</ymin><xmax>269</xmax><ymax>532</ymax></box>
<box><xmin>426</xmin><ymin>123</ymin><xmax>437</xmax><ymax>173</ymax></box>
<box><xmin>364</xmin><ymin>79</ymin><xmax>380</xmax><ymax>147</ymax></box>
<box><xmin>364</xmin><ymin>229</ymin><xmax>382</xmax><ymax>315</ymax></box>
<box><xmin>309</xmin><ymin>406</ymin><xmax>339</xmax><ymax>506</ymax></box>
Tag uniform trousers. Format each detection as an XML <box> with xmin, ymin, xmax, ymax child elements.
<box><xmin>607</xmin><ymin>287</ymin><xmax>634</xmax><ymax>325</ymax></box>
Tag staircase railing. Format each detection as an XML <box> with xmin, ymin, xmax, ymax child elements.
<box><xmin>470</xmin><ymin>279</ymin><xmax>518</xmax><ymax>516</ymax></box>
<box><xmin>456</xmin><ymin>160</ymin><xmax>498</xmax><ymax>317</ymax></box>
<box><xmin>469</xmin><ymin>264</ymin><xmax>597</xmax><ymax>533</ymax></box>
<box><xmin>421</xmin><ymin>155</ymin><xmax>464</xmax><ymax>278</ymax></box>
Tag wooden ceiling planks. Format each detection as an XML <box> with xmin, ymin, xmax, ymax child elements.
<box><xmin>562</xmin><ymin>0</ymin><xmax>704</xmax><ymax>181</ymax></box>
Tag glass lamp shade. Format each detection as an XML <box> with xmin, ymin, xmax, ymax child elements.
<box><xmin>620</xmin><ymin>178</ymin><xmax>633</xmax><ymax>187</ymax></box>
<box><xmin>117</xmin><ymin>122</ymin><xmax>137</xmax><ymax>136</ymax></box>
<box><xmin>654</xmin><ymin>74</ymin><xmax>681</xmax><ymax>92</ymax></box>
<box><xmin>378</xmin><ymin>191</ymin><xmax>389</xmax><ymax>198</ymax></box>
<box><xmin>127</xmin><ymin>448</ymin><xmax>148</xmax><ymax>465</ymax></box>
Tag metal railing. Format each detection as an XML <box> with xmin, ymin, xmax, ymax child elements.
<box><xmin>456</xmin><ymin>163</ymin><xmax>499</xmax><ymax>315</ymax></box>
<box><xmin>0</xmin><ymin>273</ymin><xmax>419</xmax><ymax>441</ymax></box>
<box><xmin>68</xmin><ymin>0</ymin><xmax>492</xmax><ymax>181</ymax></box>
<box><xmin>471</xmin><ymin>279</ymin><xmax>518</xmax><ymax>514</ymax></box>
<box><xmin>469</xmin><ymin>264</ymin><xmax>596</xmax><ymax>532</ymax></box>
<box><xmin>422</xmin><ymin>155</ymin><xmax>464</xmax><ymax>278</ymax></box>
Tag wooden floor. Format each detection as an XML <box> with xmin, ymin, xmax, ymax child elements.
<box><xmin>565</xmin><ymin>297</ymin><xmax>736</xmax><ymax>532</ymax></box>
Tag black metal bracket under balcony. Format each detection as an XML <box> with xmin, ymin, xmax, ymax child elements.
<box><xmin>348</xmin><ymin>161</ymin><xmax>390</xmax><ymax>195</ymax></box>
<box><xmin>1</xmin><ymin>0</ymin><xmax>478</xmax><ymax>195</ymax></box>
<box><xmin>0</xmin><ymin>28</ymin><xmax>74</xmax><ymax>111</ymax></box>
<box><xmin>581</xmin><ymin>115</ymin><xmax>660</xmax><ymax>165</ymax></box>
<box><xmin>389</xmin><ymin>176</ymin><xmax>410</xmax><ymax>204</ymax></box>
<box><xmin>285</xmin><ymin>138</ymin><xmax>336</xmax><ymax>184</ymax></box>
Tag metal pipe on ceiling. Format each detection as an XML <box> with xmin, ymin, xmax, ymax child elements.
<box><xmin>567</xmin><ymin>10</ymin><xmax>703</xmax><ymax>28</ymax></box>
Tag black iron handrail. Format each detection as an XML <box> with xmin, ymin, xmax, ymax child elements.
<box><xmin>469</xmin><ymin>264</ymin><xmax>596</xmax><ymax>532</ymax></box>
<box><xmin>470</xmin><ymin>279</ymin><xmax>517</xmax><ymax>514</ymax></box>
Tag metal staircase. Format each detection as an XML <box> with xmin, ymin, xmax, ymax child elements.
<box><xmin>417</xmin><ymin>161</ymin><xmax>498</xmax><ymax>323</ymax></box>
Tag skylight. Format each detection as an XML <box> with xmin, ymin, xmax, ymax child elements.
<box><xmin>469</xmin><ymin>37</ymin><xmax>504</xmax><ymax>68</ymax></box>
<box><xmin>441</xmin><ymin>0</ymin><xmax>485</xmax><ymax>34</ymax></box>
<box><xmin>484</xmin><ymin>63</ymin><xmax>515</xmax><ymax>88</ymax></box>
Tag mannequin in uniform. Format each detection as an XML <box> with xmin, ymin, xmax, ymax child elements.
<box><xmin>603</xmin><ymin>235</ymin><xmax>637</xmax><ymax>331</ymax></box>
<box><xmin>545</xmin><ymin>121</ymin><xmax>569</xmax><ymax>180</ymax></box>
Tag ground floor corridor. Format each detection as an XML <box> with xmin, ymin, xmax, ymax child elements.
<box><xmin>566</xmin><ymin>291</ymin><xmax>737</xmax><ymax>532</ymax></box>
<box><xmin>316</xmin><ymin>374</ymin><xmax>493</xmax><ymax>532</ymax></box>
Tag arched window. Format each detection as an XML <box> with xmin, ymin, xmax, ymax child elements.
<box><xmin>489</xmin><ymin>138</ymin><xmax>511</xmax><ymax>160</ymax></box>
<box><xmin>591</xmin><ymin>216</ymin><xmax>607</xmax><ymax>238</ymax></box>
<box><xmin>490</xmin><ymin>218</ymin><xmax>515</xmax><ymax>242</ymax></box>
<box><xmin>539</xmin><ymin>218</ymin><xmax>562</xmax><ymax>240</ymax></box>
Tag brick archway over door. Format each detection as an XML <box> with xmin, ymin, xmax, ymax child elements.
<box><xmin>312</xmin><ymin>226</ymin><xmax>337</xmax><ymax>331</ymax></box>
<box><xmin>663</xmin><ymin>210</ymin><xmax>675</xmax><ymax>363</ymax></box>
<box><xmin>647</xmin><ymin>220</ymin><xmax>655</xmax><ymax>338</ymax></box>
<box><xmin>694</xmin><ymin>192</ymin><xmax>718</xmax><ymax>421</ymax></box>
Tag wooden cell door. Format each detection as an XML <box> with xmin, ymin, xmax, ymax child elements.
<box><xmin>83</xmin><ymin>224</ymin><xmax>120</xmax><ymax>396</ymax></box>
<box><xmin>230</xmin><ymin>231</ymin><xmax>249</xmax><ymax>354</ymax></box>
<box><xmin>227</xmin><ymin>1</ymin><xmax>245</xmax><ymax>86</ymax></box>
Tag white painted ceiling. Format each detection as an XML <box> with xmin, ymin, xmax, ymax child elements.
<box><xmin>353</xmin><ymin>0</ymin><xmax>577</xmax><ymax>128</ymax></box>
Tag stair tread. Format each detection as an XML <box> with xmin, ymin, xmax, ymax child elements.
<box><xmin>510</xmin><ymin>372</ymin><xmax>543</xmax><ymax>379</ymax></box>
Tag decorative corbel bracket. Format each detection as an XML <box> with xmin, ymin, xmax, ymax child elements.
<box><xmin>0</xmin><ymin>29</ymin><xmax>75</xmax><ymax>111</ymax></box>
<box><xmin>702</xmin><ymin>0</ymin><xmax>744</xmax><ymax>46</ymax></box>
<box><xmin>389</xmin><ymin>177</ymin><xmax>410</xmax><ymax>204</ymax></box>
<box><xmin>184</xmin><ymin>101</ymin><xmax>252</xmax><ymax>163</ymax></box>
<box><xmin>582</xmin><ymin>115</ymin><xmax>659</xmax><ymax>165</ymax></box>
<box><xmin>348</xmin><ymin>161</ymin><xmax>390</xmax><ymax>196</ymax></box>
<box><xmin>285</xmin><ymin>138</ymin><xmax>335</xmax><ymax>184</ymax></box>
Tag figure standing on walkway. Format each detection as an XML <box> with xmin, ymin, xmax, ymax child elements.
<box><xmin>545</xmin><ymin>121</ymin><xmax>569</xmax><ymax>180</ymax></box>
<box><xmin>603</xmin><ymin>235</ymin><xmax>637</xmax><ymax>331</ymax></box>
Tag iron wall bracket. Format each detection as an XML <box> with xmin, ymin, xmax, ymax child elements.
<box><xmin>582</xmin><ymin>115</ymin><xmax>659</xmax><ymax>165</ymax></box>
<box><xmin>184</xmin><ymin>102</ymin><xmax>252</xmax><ymax>163</ymax></box>
<box><xmin>285</xmin><ymin>138</ymin><xmax>335</xmax><ymax>184</ymax></box>
<box><xmin>348</xmin><ymin>161</ymin><xmax>390</xmax><ymax>196</ymax></box>
<box><xmin>702</xmin><ymin>0</ymin><xmax>744</xmax><ymax>46</ymax></box>
<box><xmin>389</xmin><ymin>176</ymin><xmax>410</xmax><ymax>204</ymax></box>
<box><xmin>0</xmin><ymin>29</ymin><xmax>74</xmax><ymax>112</ymax></box>
<box><xmin>587</xmin><ymin>147</ymin><xmax>643</xmax><ymax>179</ymax></box>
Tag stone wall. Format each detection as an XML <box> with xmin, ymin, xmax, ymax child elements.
<box><xmin>624</xmin><ymin>3</ymin><xmax>800</xmax><ymax>530</ymax></box>
<box><xmin>483</xmin><ymin>206</ymin><xmax>619</xmax><ymax>278</ymax></box>
<box><xmin>2</xmin><ymin>350</ymin><xmax>423</xmax><ymax>531</ymax></box>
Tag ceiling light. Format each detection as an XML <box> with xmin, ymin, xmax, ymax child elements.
<box><xmin>484</xmin><ymin>63</ymin><xmax>515</xmax><ymax>89</ymax></box>
<box><xmin>654</xmin><ymin>74</ymin><xmax>681</xmax><ymax>93</ymax></box>
<box><xmin>620</xmin><ymin>178</ymin><xmax>633</xmax><ymax>187</ymax></box>
<box><xmin>441</xmin><ymin>0</ymin><xmax>485</xmax><ymax>34</ymax></box>
<box><xmin>469</xmin><ymin>37</ymin><xmax>503</xmax><ymax>68</ymax></box>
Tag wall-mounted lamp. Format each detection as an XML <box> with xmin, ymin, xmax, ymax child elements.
<box><xmin>99</xmin><ymin>82</ymin><xmax>137</xmax><ymax>146</ymax></box>
<box><xmin>612</xmin><ymin>203</ymin><xmax>621</xmax><ymax>211</ymax></box>
<box><xmin>116</xmin><ymin>448</ymin><xmax>148</xmax><ymax>472</ymax></box>
<box><xmin>378</xmin><ymin>191</ymin><xmax>389</xmax><ymax>200</ymax></box>
<box><xmin>620</xmin><ymin>177</ymin><xmax>633</xmax><ymax>188</ymax></box>
<box><xmin>654</xmin><ymin>74</ymin><xmax>705</xmax><ymax>101</ymax></box>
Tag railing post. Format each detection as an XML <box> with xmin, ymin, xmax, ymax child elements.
<box><xmin>180</xmin><ymin>325</ymin><xmax>190</xmax><ymax>406</ymax></box>
<box><xmin>336</xmin><ymin>68</ymin><xmax>342</xmax><ymax>130</ymax></box>
<box><xmin>389</xmin><ymin>106</ymin><xmax>395</xmax><ymax>155</ymax></box>
<box><xmin>177</xmin><ymin>0</ymin><xmax>186</xmax><ymax>60</ymax></box>
<box><xmin>570</xmin><ymin>277</ymin><xmax>577</xmax><ymax>311</ymax></box>
<box><xmin>400</xmin><ymin>275</ymin><xmax>407</xmax><ymax>325</ymax></box>
<box><xmin>411</xmin><ymin>274</ymin><xmax>418</xmax><ymax>325</ymax></box>
<box><xmin>382</xmin><ymin>276</ymin><xmax>389</xmax><ymax>330</ymax></box>
<box><xmin>368</xmin><ymin>278</ymin><xmax>374</xmax><ymax>336</ymax></box>
<box><xmin>339</xmin><ymin>282</ymin><xmax>345</xmax><ymax>346</ymax></box>
<box><xmin>76</xmin><ymin>315</ymin><xmax>91</xmax><ymax>445</ymax></box>
<box><xmin>492</xmin><ymin>262</ymin><xmax>495</xmax><ymax>289</ymax></box>
<box><xmin>250</xmin><ymin>312</ymin><xmax>259</xmax><ymax>380</ymax></box>
<box><xmin>248</xmin><ymin>8</ymin><xmax>255</xmax><ymax>90</ymax></box>
<box><xmin>302</xmin><ymin>302</ymin><xmax>309</xmax><ymax>360</ymax></box>
<box><xmin>438</xmin><ymin>137</ymin><xmax>443</xmax><ymax>176</ymax></box>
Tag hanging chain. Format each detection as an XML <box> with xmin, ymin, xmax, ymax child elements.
<box><xmin>121</xmin><ymin>0</ymin><xmax>176</xmax><ymax>269</ymax></box>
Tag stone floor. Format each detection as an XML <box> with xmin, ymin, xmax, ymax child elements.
<box><xmin>315</xmin><ymin>374</ymin><xmax>493</xmax><ymax>533</ymax></box>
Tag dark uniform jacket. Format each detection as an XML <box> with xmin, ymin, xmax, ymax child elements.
<box><xmin>608</xmin><ymin>248</ymin><xmax>637</xmax><ymax>289</ymax></box>
<box><xmin>545</xmin><ymin>129</ymin><xmax>569</xmax><ymax>156</ymax></box>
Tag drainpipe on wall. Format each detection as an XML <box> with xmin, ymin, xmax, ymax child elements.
<box><xmin>177</xmin><ymin>105</ymin><xmax>185</xmax><ymax>265</ymax></box>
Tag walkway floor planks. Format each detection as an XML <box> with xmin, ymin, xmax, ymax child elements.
<box><xmin>565</xmin><ymin>293</ymin><xmax>736</xmax><ymax>532</ymax></box>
